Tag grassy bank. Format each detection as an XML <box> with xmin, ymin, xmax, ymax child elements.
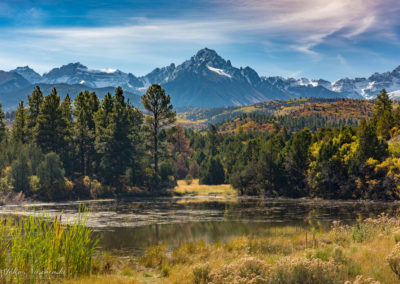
<box><xmin>173</xmin><ymin>179</ymin><xmax>237</xmax><ymax>197</ymax></box>
<box><xmin>63</xmin><ymin>214</ymin><xmax>400</xmax><ymax>283</ymax></box>
<box><xmin>4</xmin><ymin>205</ymin><xmax>400</xmax><ymax>283</ymax></box>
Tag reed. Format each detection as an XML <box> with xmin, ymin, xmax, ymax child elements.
<box><xmin>0</xmin><ymin>208</ymin><xmax>98</xmax><ymax>282</ymax></box>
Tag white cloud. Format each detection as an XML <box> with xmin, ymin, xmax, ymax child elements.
<box><xmin>216</xmin><ymin>0</ymin><xmax>399</xmax><ymax>54</ymax></box>
<box><xmin>0</xmin><ymin>0</ymin><xmax>398</xmax><ymax>75</ymax></box>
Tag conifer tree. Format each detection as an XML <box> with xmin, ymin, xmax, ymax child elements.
<box><xmin>0</xmin><ymin>104</ymin><xmax>6</xmax><ymax>143</ymax></box>
<box><xmin>37</xmin><ymin>152</ymin><xmax>65</xmax><ymax>200</ymax></box>
<box><xmin>60</xmin><ymin>94</ymin><xmax>74</xmax><ymax>175</ymax></box>
<box><xmin>95</xmin><ymin>87</ymin><xmax>141</xmax><ymax>186</ymax></box>
<box><xmin>141</xmin><ymin>84</ymin><xmax>176</xmax><ymax>173</ymax></box>
<box><xmin>10</xmin><ymin>153</ymin><xmax>31</xmax><ymax>193</ymax></box>
<box><xmin>27</xmin><ymin>86</ymin><xmax>43</xmax><ymax>138</ymax></box>
<box><xmin>34</xmin><ymin>88</ymin><xmax>66</xmax><ymax>154</ymax></box>
<box><xmin>199</xmin><ymin>157</ymin><xmax>225</xmax><ymax>185</ymax></box>
<box><xmin>74</xmin><ymin>91</ymin><xmax>99</xmax><ymax>176</ymax></box>
<box><xmin>374</xmin><ymin>89</ymin><xmax>394</xmax><ymax>139</ymax></box>
<box><xmin>11</xmin><ymin>101</ymin><xmax>27</xmax><ymax>144</ymax></box>
<box><xmin>356</xmin><ymin>119</ymin><xmax>388</xmax><ymax>163</ymax></box>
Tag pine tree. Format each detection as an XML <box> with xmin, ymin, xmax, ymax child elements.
<box><xmin>60</xmin><ymin>94</ymin><xmax>74</xmax><ymax>175</ymax></box>
<box><xmin>74</xmin><ymin>91</ymin><xmax>99</xmax><ymax>176</ymax></box>
<box><xmin>199</xmin><ymin>157</ymin><xmax>225</xmax><ymax>185</ymax></box>
<box><xmin>34</xmin><ymin>88</ymin><xmax>66</xmax><ymax>154</ymax></box>
<box><xmin>37</xmin><ymin>152</ymin><xmax>65</xmax><ymax>200</ymax></box>
<box><xmin>141</xmin><ymin>84</ymin><xmax>176</xmax><ymax>173</ymax></box>
<box><xmin>356</xmin><ymin>119</ymin><xmax>388</xmax><ymax>163</ymax></box>
<box><xmin>95</xmin><ymin>87</ymin><xmax>142</xmax><ymax>186</ymax></box>
<box><xmin>0</xmin><ymin>104</ymin><xmax>6</xmax><ymax>143</ymax></box>
<box><xmin>61</xmin><ymin>94</ymin><xmax>73</xmax><ymax>125</ymax></box>
<box><xmin>27</xmin><ymin>86</ymin><xmax>43</xmax><ymax>138</ymax></box>
<box><xmin>10</xmin><ymin>153</ymin><xmax>31</xmax><ymax>193</ymax></box>
<box><xmin>374</xmin><ymin>89</ymin><xmax>394</xmax><ymax>139</ymax></box>
<box><xmin>284</xmin><ymin>129</ymin><xmax>312</xmax><ymax>197</ymax></box>
<box><xmin>11</xmin><ymin>101</ymin><xmax>27</xmax><ymax>144</ymax></box>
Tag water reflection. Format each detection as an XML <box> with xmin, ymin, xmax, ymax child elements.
<box><xmin>0</xmin><ymin>197</ymin><xmax>399</xmax><ymax>254</ymax></box>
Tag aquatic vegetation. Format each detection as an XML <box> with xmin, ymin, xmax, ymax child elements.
<box><xmin>0</xmin><ymin>209</ymin><xmax>97</xmax><ymax>282</ymax></box>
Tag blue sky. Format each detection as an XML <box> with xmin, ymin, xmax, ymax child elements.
<box><xmin>1</xmin><ymin>0</ymin><xmax>400</xmax><ymax>81</ymax></box>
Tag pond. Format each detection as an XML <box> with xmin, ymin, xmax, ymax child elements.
<box><xmin>1</xmin><ymin>196</ymin><xmax>399</xmax><ymax>255</ymax></box>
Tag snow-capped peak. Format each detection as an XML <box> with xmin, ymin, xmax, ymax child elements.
<box><xmin>11</xmin><ymin>65</ymin><xmax>42</xmax><ymax>84</ymax></box>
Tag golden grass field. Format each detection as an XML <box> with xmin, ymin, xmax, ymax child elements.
<box><xmin>63</xmin><ymin>214</ymin><xmax>400</xmax><ymax>283</ymax></box>
<box><xmin>173</xmin><ymin>179</ymin><xmax>237</xmax><ymax>197</ymax></box>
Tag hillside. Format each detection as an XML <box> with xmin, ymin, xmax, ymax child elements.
<box><xmin>177</xmin><ymin>98</ymin><xmax>375</xmax><ymax>132</ymax></box>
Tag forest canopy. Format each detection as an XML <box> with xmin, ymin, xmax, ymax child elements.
<box><xmin>0</xmin><ymin>87</ymin><xmax>399</xmax><ymax>201</ymax></box>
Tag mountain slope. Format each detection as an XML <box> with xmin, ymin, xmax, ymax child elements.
<box><xmin>0</xmin><ymin>71</ymin><xmax>31</xmax><ymax>94</ymax></box>
<box><xmin>11</xmin><ymin>66</ymin><xmax>42</xmax><ymax>83</ymax></box>
<box><xmin>41</xmin><ymin>62</ymin><xmax>143</xmax><ymax>91</ymax></box>
<box><xmin>0</xmin><ymin>83</ymin><xmax>141</xmax><ymax>111</ymax></box>
<box><xmin>3</xmin><ymin>48</ymin><xmax>400</xmax><ymax>109</ymax></box>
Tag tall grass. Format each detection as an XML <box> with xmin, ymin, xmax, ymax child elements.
<box><xmin>0</xmin><ymin>208</ymin><xmax>98</xmax><ymax>282</ymax></box>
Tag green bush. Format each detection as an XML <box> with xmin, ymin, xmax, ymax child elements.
<box><xmin>185</xmin><ymin>174</ymin><xmax>193</xmax><ymax>185</ymax></box>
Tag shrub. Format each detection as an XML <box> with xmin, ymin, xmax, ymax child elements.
<box><xmin>269</xmin><ymin>256</ymin><xmax>342</xmax><ymax>284</ymax></box>
<box><xmin>209</xmin><ymin>257</ymin><xmax>270</xmax><ymax>284</ymax></box>
<box><xmin>29</xmin><ymin>175</ymin><xmax>41</xmax><ymax>193</ymax></box>
<box><xmin>331</xmin><ymin>221</ymin><xmax>351</xmax><ymax>245</ymax></box>
<box><xmin>160</xmin><ymin>263</ymin><xmax>171</xmax><ymax>277</ymax></box>
<box><xmin>193</xmin><ymin>264</ymin><xmax>211</xmax><ymax>284</ymax></box>
<box><xmin>185</xmin><ymin>174</ymin><xmax>193</xmax><ymax>185</ymax></box>
<box><xmin>90</xmin><ymin>179</ymin><xmax>105</xmax><ymax>199</ymax></box>
<box><xmin>139</xmin><ymin>245</ymin><xmax>167</xmax><ymax>268</ymax></box>
<box><xmin>345</xmin><ymin>275</ymin><xmax>381</xmax><ymax>284</ymax></box>
<box><xmin>351</xmin><ymin>223</ymin><xmax>371</xmax><ymax>243</ymax></box>
<box><xmin>307</xmin><ymin>246</ymin><xmax>361</xmax><ymax>277</ymax></box>
<box><xmin>172</xmin><ymin>240</ymin><xmax>210</xmax><ymax>264</ymax></box>
<box><xmin>387</xmin><ymin>242</ymin><xmax>400</xmax><ymax>279</ymax></box>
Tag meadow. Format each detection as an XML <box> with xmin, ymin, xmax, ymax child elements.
<box><xmin>2</xmin><ymin>190</ymin><xmax>400</xmax><ymax>283</ymax></box>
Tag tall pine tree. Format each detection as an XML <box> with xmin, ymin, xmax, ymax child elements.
<box><xmin>27</xmin><ymin>86</ymin><xmax>43</xmax><ymax>138</ymax></box>
<box><xmin>0</xmin><ymin>104</ymin><xmax>6</xmax><ymax>143</ymax></box>
<box><xmin>11</xmin><ymin>101</ymin><xmax>27</xmax><ymax>144</ymax></box>
<box><xmin>141</xmin><ymin>84</ymin><xmax>176</xmax><ymax>173</ymax></box>
<box><xmin>34</xmin><ymin>88</ymin><xmax>66</xmax><ymax>154</ymax></box>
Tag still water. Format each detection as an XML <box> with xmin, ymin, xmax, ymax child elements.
<box><xmin>0</xmin><ymin>196</ymin><xmax>399</xmax><ymax>255</ymax></box>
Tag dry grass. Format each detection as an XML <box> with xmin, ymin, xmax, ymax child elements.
<box><xmin>62</xmin><ymin>214</ymin><xmax>400</xmax><ymax>284</ymax></box>
<box><xmin>173</xmin><ymin>179</ymin><xmax>237</xmax><ymax>197</ymax></box>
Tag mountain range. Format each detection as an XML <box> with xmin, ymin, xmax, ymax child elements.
<box><xmin>1</xmin><ymin>48</ymin><xmax>400</xmax><ymax>110</ymax></box>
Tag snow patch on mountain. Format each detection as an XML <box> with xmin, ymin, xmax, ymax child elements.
<box><xmin>7</xmin><ymin>48</ymin><xmax>400</xmax><ymax>108</ymax></box>
<box><xmin>11</xmin><ymin>66</ymin><xmax>42</xmax><ymax>84</ymax></box>
<box><xmin>207</xmin><ymin>66</ymin><xmax>232</xmax><ymax>78</ymax></box>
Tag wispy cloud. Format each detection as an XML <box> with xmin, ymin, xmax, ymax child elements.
<box><xmin>216</xmin><ymin>0</ymin><xmax>399</xmax><ymax>54</ymax></box>
<box><xmin>0</xmin><ymin>0</ymin><xmax>399</xmax><ymax>78</ymax></box>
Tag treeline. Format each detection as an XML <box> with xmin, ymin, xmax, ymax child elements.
<box><xmin>0</xmin><ymin>85</ymin><xmax>193</xmax><ymax>200</ymax></box>
<box><xmin>217</xmin><ymin>113</ymin><xmax>359</xmax><ymax>133</ymax></box>
<box><xmin>190</xmin><ymin>89</ymin><xmax>400</xmax><ymax>200</ymax></box>
<box><xmin>2</xmin><ymin>85</ymin><xmax>400</xmax><ymax>201</ymax></box>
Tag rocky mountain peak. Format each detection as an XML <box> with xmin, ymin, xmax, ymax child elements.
<box><xmin>190</xmin><ymin>48</ymin><xmax>228</xmax><ymax>69</ymax></box>
<box><xmin>11</xmin><ymin>65</ymin><xmax>42</xmax><ymax>84</ymax></box>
